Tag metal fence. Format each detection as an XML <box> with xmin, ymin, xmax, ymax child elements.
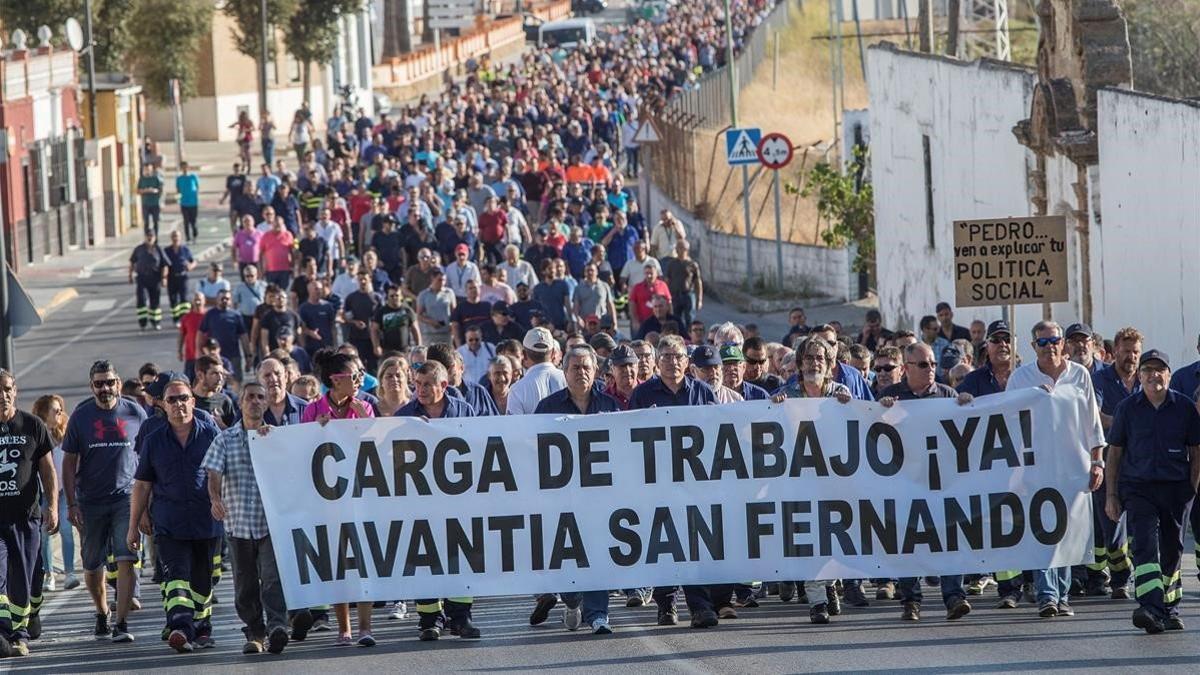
<box><xmin>667</xmin><ymin>0</ymin><xmax>795</xmax><ymax>130</ymax></box>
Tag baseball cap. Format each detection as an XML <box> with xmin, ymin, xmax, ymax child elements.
<box><xmin>691</xmin><ymin>345</ymin><xmax>721</xmax><ymax>367</ymax></box>
<box><xmin>1065</xmin><ymin>323</ymin><xmax>1092</xmax><ymax>339</ymax></box>
<box><xmin>589</xmin><ymin>332</ymin><xmax>617</xmax><ymax>351</ymax></box>
<box><xmin>599</xmin><ymin>315</ymin><xmax>616</xmax><ymax>329</ymax></box>
<box><xmin>939</xmin><ymin>345</ymin><xmax>963</xmax><ymax>370</ymax></box>
<box><xmin>719</xmin><ymin>344</ymin><xmax>745</xmax><ymax>363</ymax></box>
<box><xmin>145</xmin><ymin>371</ymin><xmax>188</xmax><ymax>400</ymax></box>
<box><xmin>584</xmin><ymin>314</ymin><xmax>600</xmax><ymax>324</ymax></box>
<box><xmin>523</xmin><ymin>327</ymin><xmax>554</xmax><ymax>353</ymax></box>
<box><xmin>1139</xmin><ymin>349</ymin><xmax>1170</xmax><ymax>370</ymax></box>
<box><xmin>454</xmin><ymin>243</ymin><xmax>470</xmax><ymax>255</ymax></box>
<box><xmin>986</xmin><ymin>320</ymin><xmax>1011</xmax><ymax>339</ymax></box>
<box><xmin>491</xmin><ymin>301</ymin><xmax>511</xmax><ymax>316</ymax></box>
<box><xmin>608</xmin><ymin>344</ymin><xmax>637</xmax><ymax>365</ymax></box>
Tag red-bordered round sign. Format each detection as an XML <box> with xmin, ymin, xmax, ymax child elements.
<box><xmin>756</xmin><ymin>132</ymin><xmax>794</xmax><ymax>170</ymax></box>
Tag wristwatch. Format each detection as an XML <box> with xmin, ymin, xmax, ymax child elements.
<box><xmin>1090</xmin><ymin>459</ymin><xmax>1106</xmax><ymax>469</ymax></box>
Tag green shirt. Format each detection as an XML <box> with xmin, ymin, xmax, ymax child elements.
<box><xmin>137</xmin><ymin>174</ymin><xmax>164</xmax><ymax>207</ymax></box>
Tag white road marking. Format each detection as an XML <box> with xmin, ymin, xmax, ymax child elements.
<box><xmin>81</xmin><ymin>298</ymin><xmax>117</xmax><ymax>312</ymax></box>
<box><xmin>16</xmin><ymin>296</ymin><xmax>136</xmax><ymax>380</ymax></box>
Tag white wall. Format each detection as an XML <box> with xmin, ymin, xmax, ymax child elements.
<box><xmin>868</xmin><ymin>45</ymin><xmax>1052</xmax><ymax>338</ymax></box>
<box><xmin>1094</xmin><ymin>89</ymin><xmax>1200</xmax><ymax>366</ymax></box>
<box><xmin>145</xmin><ymin>86</ymin><xmax>328</xmax><ymax>143</ymax></box>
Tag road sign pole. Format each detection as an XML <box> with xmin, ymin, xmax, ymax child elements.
<box><xmin>0</xmin><ymin>191</ymin><xmax>12</xmax><ymax>372</ymax></box>
<box><xmin>642</xmin><ymin>145</ymin><xmax>652</xmax><ymax>234</ymax></box>
<box><xmin>773</xmin><ymin>169</ymin><xmax>784</xmax><ymax>288</ymax></box>
<box><xmin>741</xmin><ymin>164</ymin><xmax>753</xmax><ymax>288</ymax></box>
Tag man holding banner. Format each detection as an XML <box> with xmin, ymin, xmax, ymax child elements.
<box><xmin>1006</xmin><ymin>321</ymin><xmax>1105</xmax><ymax>620</ymax></box>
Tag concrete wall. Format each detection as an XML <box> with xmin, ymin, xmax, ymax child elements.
<box><xmin>1094</xmin><ymin>88</ymin><xmax>1200</xmax><ymax>366</ymax></box>
<box><xmin>145</xmin><ymin>86</ymin><xmax>328</xmax><ymax>144</ymax></box>
<box><xmin>649</xmin><ymin>182</ymin><xmax>851</xmax><ymax>302</ymax></box>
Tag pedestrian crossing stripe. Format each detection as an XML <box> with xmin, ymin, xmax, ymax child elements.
<box><xmin>725</xmin><ymin>128</ymin><xmax>762</xmax><ymax>165</ymax></box>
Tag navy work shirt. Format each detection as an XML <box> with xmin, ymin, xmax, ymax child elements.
<box><xmin>263</xmin><ymin>393</ymin><xmax>309</xmax><ymax>426</ymax></box>
<box><xmin>1170</xmin><ymin>359</ymin><xmax>1200</xmax><ymax>402</ymax></box>
<box><xmin>737</xmin><ymin>381</ymin><xmax>770</xmax><ymax>401</ymax></box>
<box><xmin>535</xmin><ymin>388</ymin><xmax>621</xmax><ymax>415</ymax></box>
<box><xmin>1109</xmin><ymin>390</ymin><xmax>1200</xmax><ymax>484</ymax></box>
<box><xmin>956</xmin><ymin>361</ymin><xmax>1006</xmax><ymax>397</ymax></box>
<box><xmin>134</xmin><ymin>416</ymin><xmax>223</xmax><ymax>540</ymax></box>
<box><xmin>200</xmin><ymin>307</ymin><xmax>246</xmax><ymax>360</ymax></box>
<box><xmin>880</xmin><ymin>381</ymin><xmax>958</xmax><ymax>401</ymax></box>
<box><xmin>628</xmin><ymin>376</ymin><xmax>716</xmax><ymax>409</ymax></box>
<box><xmin>449</xmin><ymin>381</ymin><xmax>499</xmax><ymax>416</ymax></box>
<box><xmin>395</xmin><ymin>395</ymin><xmax>476</xmax><ymax>419</ymax></box>
<box><xmin>1093</xmin><ymin>364</ymin><xmax>1141</xmax><ymax>421</ymax></box>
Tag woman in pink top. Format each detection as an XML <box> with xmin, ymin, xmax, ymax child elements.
<box><xmin>300</xmin><ymin>349</ymin><xmax>377</xmax><ymax>646</ymax></box>
<box><xmin>232</xmin><ymin>215</ymin><xmax>263</xmax><ymax>273</ymax></box>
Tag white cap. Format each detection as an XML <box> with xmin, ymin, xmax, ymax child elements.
<box><xmin>523</xmin><ymin>327</ymin><xmax>554</xmax><ymax>353</ymax></box>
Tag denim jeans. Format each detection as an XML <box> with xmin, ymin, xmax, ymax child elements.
<box><xmin>560</xmin><ymin>590</ymin><xmax>609</xmax><ymax>624</ymax></box>
<box><xmin>898</xmin><ymin>575</ymin><xmax>965</xmax><ymax>607</ymax></box>
<box><xmin>1034</xmin><ymin>567</ymin><xmax>1072</xmax><ymax>603</ymax></box>
<box><xmin>40</xmin><ymin>493</ymin><xmax>75</xmax><ymax>575</ymax></box>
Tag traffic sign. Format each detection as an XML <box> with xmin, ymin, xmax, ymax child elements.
<box><xmin>725</xmin><ymin>128</ymin><xmax>762</xmax><ymax>165</ymax></box>
<box><xmin>632</xmin><ymin>119</ymin><xmax>661</xmax><ymax>144</ymax></box>
<box><xmin>757</xmin><ymin>132</ymin><xmax>793</xmax><ymax>169</ymax></box>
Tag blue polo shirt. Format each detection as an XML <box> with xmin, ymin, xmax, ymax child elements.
<box><xmin>628</xmin><ymin>376</ymin><xmax>716</xmax><ymax>409</ymax></box>
<box><xmin>449</xmin><ymin>381</ymin><xmax>499</xmax><ymax>416</ymax></box>
<box><xmin>200</xmin><ymin>307</ymin><xmax>246</xmax><ymax>359</ymax></box>
<box><xmin>835</xmin><ymin>362</ymin><xmax>874</xmax><ymax>401</ymax></box>
<box><xmin>134</xmin><ymin>416</ymin><xmax>223</xmax><ymax>540</ymax></box>
<box><xmin>175</xmin><ymin>173</ymin><xmax>200</xmax><ymax>207</ymax></box>
<box><xmin>956</xmin><ymin>361</ymin><xmax>1006</xmax><ymax>397</ymax></box>
<box><xmin>1109</xmin><ymin>390</ymin><xmax>1200</xmax><ymax>484</ymax></box>
<box><xmin>535</xmin><ymin>388</ymin><xmax>621</xmax><ymax>415</ymax></box>
<box><xmin>263</xmin><ymin>393</ymin><xmax>309</xmax><ymax>426</ymax></box>
<box><xmin>737</xmin><ymin>381</ymin><xmax>770</xmax><ymax>401</ymax></box>
<box><xmin>1093</xmin><ymin>364</ymin><xmax>1141</xmax><ymax>421</ymax></box>
<box><xmin>395</xmin><ymin>395</ymin><xmax>476</xmax><ymax>419</ymax></box>
<box><xmin>1170</xmin><ymin>359</ymin><xmax>1200</xmax><ymax>402</ymax></box>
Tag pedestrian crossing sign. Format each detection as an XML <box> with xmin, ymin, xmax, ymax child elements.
<box><xmin>725</xmin><ymin>128</ymin><xmax>762</xmax><ymax>165</ymax></box>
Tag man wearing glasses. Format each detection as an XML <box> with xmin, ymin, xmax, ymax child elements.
<box><xmin>127</xmin><ymin>379</ymin><xmax>223</xmax><ymax>653</ymax></box>
<box><xmin>61</xmin><ymin>361</ymin><xmax>148</xmax><ymax>643</ymax></box>
<box><xmin>1007</xmin><ymin>321</ymin><xmax>1105</xmax><ymax>620</ymax></box>
<box><xmin>878</xmin><ymin>342</ymin><xmax>975</xmax><ymax>623</ymax></box>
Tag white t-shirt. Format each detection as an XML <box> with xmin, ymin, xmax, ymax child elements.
<box><xmin>314</xmin><ymin>220</ymin><xmax>344</xmax><ymax>262</ymax></box>
<box><xmin>620</xmin><ymin>256</ymin><xmax>661</xmax><ymax>289</ymax></box>
<box><xmin>506</xmin><ymin>362</ymin><xmax>566</xmax><ymax>415</ymax></box>
<box><xmin>1007</xmin><ymin>359</ymin><xmax>1105</xmax><ymax>452</ymax></box>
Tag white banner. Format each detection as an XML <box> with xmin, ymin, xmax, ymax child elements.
<box><xmin>250</xmin><ymin>388</ymin><xmax>1095</xmax><ymax>608</ymax></box>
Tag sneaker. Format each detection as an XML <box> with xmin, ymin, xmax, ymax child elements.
<box><xmin>844</xmin><ymin>582</ymin><xmax>870</xmax><ymax>607</ymax></box>
<box><xmin>779</xmin><ymin>581</ymin><xmax>796</xmax><ymax>603</ymax></box>
<box><xmin>242</xmin><ymin>639</ymin><xmax>264</xmax><ymax>654</ymax></box>
<box><xmin>291</xmin><ymin>609</ymin><xmax>314</xmax><ymax>641</ymax></box>
<box><xmin>0</xmin><ymin>635</ymin><xmax>10</xmax><ymax>658</ymax></box>
<box><xmin>876</xmin><ymin>581</ymin><xmax>896</xmax><ymax>600</ymax></box>
<box><xmin>1132</xmin><ymin>607</ymin><xmax>1165</xmax><ymax>634</ymax></box>
<box><xmin>563</xmin><ymin>605</ymin><xmax>582</xmax><ymax>631</ymax></box>
<box><xmin>1038</xmin><ymin>601</ymin><xmax>1059</xmax><ymax>618</ymax></box>
<box><xmin>357</xmin><ymin>632</ymin><xmax>376</xmax><ymax>647</ymax></box>
<box><xmin>945</xmin><ymin>598</ymin><xmax>971</xmax><ymax>620</ymax></box>
<box><xmin>592</xmin><ymin>617</ymin><xmax>613</xmax><ymax>634</ymax></box>
<box><xmin>530</xmin><ymin>593</ymin><xmax>557</xmax><ymax>625</ymax></box>
<box><xmin>194</xmin><ymin>634</ymin><xmax>215</xmax><ymax>649</ymax></box>
<box><xmin>418</xmin><ymin>626</ymin><xmax>441</xmax><ymax>641</ymax></box>
<box><xmin>334</xmin><ymin>633</ymin><xmax>353</xmax><ymax>647</ymax></box>
<box><xmin>826</xmin><ymin>586</ymin><xmax>842</xmax><ymax>616</ymax></box>
<box><xmin>625</xmin><ymin>594</ymin><xmax>645</xmax><ymax>608</ymax></box>
<box><xmin>1165</xmin><ymin>616</ymin><xmax>1185</xmax><ymax>631</ymax></box>
<box><xmin>388</xmin><ymin>601</ymin><xmax>407</xmax><ymax>620</ymax></box>
<box><xmin>735</xmin><ymin>596</ymin><xmax>759</xmax><ymax>608</ymax></box>
<box><xmin>1057</xmin><ymin>601</ymin><xmax>1074</xmax><ymax>617</ymax></box>
<box><xmin>168</xmin><ymin>630</ymin><xmax>193</xmax><ymax>653</ymax></box>
<box><xmin>809</xmin><ymin>603</ymin><xmax>830</xmax><ymax>624</ymax></box>
<box><xmin>28</xmin><ymin>613</ymin><xmax>41</xmax><ymax>640</ymax></box>
<box><xmin>111</xmin><ymin>620</ymin><xmax>134</xmax><ymax>643</ymax></box>
<box><xmin>1111</xmin><ymin>586</ymin><xmax>1131</xmax><ymax>600</ymax></box>
<box><xmin>94</xmin><ymin>612</ymin><xmax>111</xmax><ymax>640</ymax></box>
<box><xmin>312</xmin><ymin>616</ymin><xmax>331</xmax><ymax>632</ymax></box>
<box><xmin>689</xmin><ymin>609</ymin><xmax>718</xmax><ymax>628</ymax></box>
<box><xmin>451</xmin><ymin>618</ymin><xmax>481</xmax><ymax>639</ymax></box>
<box><xmin>64</xmin><ymin>574</ymin><xmax>81</xmax><ymax>590</ymax></box>
<box><xmin>901</xmin><ymin>602</ymin><xmax>920</xmax><ymax>621</ymax></box>
<box><xmin>267</xmin><ymin>626</ymin><xmax>289</xmax><ymax>654</ymax></box>
<box><xmin>996</xmin><ymin>596</ymin><xmax>1019</xmax><ymax>609</ymax></box>
<box><xmin>11</xmin><ymin>641</ymin><xmax>28</xmax><ymax>657</ymax></box>
<box><xmin>966</xmin><ymin>576</ymin><xmax>996</xmax><ymax>595</ymax></box>
<box><xmin>45</xmin><ymin>575</ymin><xmax>57</xmax><ymax>592</ymax></box>
<box><xmin>718</xmin><ymin>606</ymin><xmax>738</xmax><ymax>619</ymax></box>
<box><xmin>657</xmin><ymin>607</ymin><xmax>679</xmax><ymax>626</ymax></box>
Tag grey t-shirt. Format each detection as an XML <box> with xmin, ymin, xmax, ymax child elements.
<box><xmin>418</xmin><ymin>286</ymin><xmax>456</xmax><ymax>337</ymax></box>
<box><xmin>573</xmin><ymin>279</ymin><xmax>613</xmax><ymax>318</ymax></box>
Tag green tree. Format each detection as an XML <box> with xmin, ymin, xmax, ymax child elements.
<box><xmin>1122</xmin><ymin>0</ymin><xmax>1200</xmax><ymax>98</ymax></box>
<box><xmin>126</xmin><ymin>0</ymin><xmax>213</xmax><ymax>104</ymax></box>
<box><xmin>0</xmin><ymin>0</ymin><xmax>130</xmax><ymax>71</ymax></box>
<box><xmin>221</xmin><ymin>0</ymin><xmax>299</xmax><ymax>98</ymax></box>
<box><xmin>283</xmin><ymin>0</ymin><xmax>362</xmax><ymax>104</ymax></box>
<box><xmin>789</xmin><ymin>148</ymin><xmax>875</xmax><ymax>274</ymax></box>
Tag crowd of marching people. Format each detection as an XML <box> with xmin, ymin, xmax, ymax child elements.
<box><xmin>4</xmin><ymin>0</ymin><xmax>1199</xmax><ymax>661</ymax></box>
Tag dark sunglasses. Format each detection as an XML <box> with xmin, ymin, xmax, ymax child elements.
<box><xmin>746</xmin><ymin>357</ymin><xmax>768</xmax><ymax>365</ymax></box>
<box><xmin>906</xmin><ymin>361</ymin><xmax>933</xmax><ymax>370</ymax></box>
<box><xmin>165</xmin><ymin>394</ymin><xmax>193</xmax><ymax>404</ymax></box>
<box><xmin>987</xmin><ymin>335</ymin><xmax>1010</xmax><ymax>344</ymax></box>
<box><xmin>1035</xmin><ymin>336</ymin><xmax>1063</xmax><ymax>348</ymax></box>
<box><xmin>873</xmin><ymin>364</ymin><xmax>898</xmax><ymax>373</ymax></box>
<box><xmin>91</xmin><ymin>378</ymin><xmax>120</xmax><ymax>389</ymax></box>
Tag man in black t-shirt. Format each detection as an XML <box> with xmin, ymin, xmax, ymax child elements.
<box><xmin>449</xmin><ymin>280</ymin><xmax>492</xmax><ymax>347</ymax></box>
<box><xmin>343</xmin><ymin>271</ymin><xmax>383</xmax><ymax>371</ymax></box>
<box><xmin>372</xmin><ymin>285</ymin><xmax>420</xmax><ymax>356</ymax></box>
<box><xmin>0</xmin><ymin>369</ymin><xmax>59</xmax><ymax>656</ymax></box>
<box><xmin>220</xmin><ymin>163</ymin><xmax>248</xmax><ymax>229</ymax></box>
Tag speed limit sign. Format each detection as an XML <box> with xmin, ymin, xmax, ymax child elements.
<box><xmin>756</xmin><ymin>132</ymin><xmax>793</xmax><ymax>170</ymax></box>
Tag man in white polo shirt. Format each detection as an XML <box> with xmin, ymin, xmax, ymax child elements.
<box><xmin>505</xmin><ymin>328</ymin><xmax>566</xmax><ymax>415</ymax></box>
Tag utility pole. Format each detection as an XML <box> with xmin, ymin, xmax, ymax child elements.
<box><xmin>0</xmin><ymin>186</ymin><xmax>12</xmax><ymax>371</ymax></box>
<box><xmin>259</xmin><ymin>0</ymin><xmax>270</xmax><ymax>113</ymax></box>
<box><xmin>724</xmin><ymin>0</ymin><xmax>753</xmax><ymax>287</ymax></box>
<box><xmin>946</xmin><ymin>0</ymin><xmax>961</xmax><ymax>57</ymax></box>
<box><xmin>83</xmin><ymin>0</ymin><xmax>98</xmax><ymax>138</ymax></box>
<box><xmin>918</xmin><ymin>0</ymin><xmax>934</xmax><ymax>53</ymax></box>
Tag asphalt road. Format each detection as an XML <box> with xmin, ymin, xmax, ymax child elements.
<box><xmin>10</xmin><ymin>575</ymin><xmax>1200</xmax><ymax>673</ymax></box>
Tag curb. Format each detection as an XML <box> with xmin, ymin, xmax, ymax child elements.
<box><xmin>37</xmin><ymin>288</ymin><xmax>79</xmax><ymax>319</ymax></box>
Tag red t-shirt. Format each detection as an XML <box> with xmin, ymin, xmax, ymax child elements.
<box><xmin>180</xmin><ymin>312</ymin><xmax>205</xmax><ymax>361</ymax></box>
<box><xmin>348</xmin><ymin>193</ymin><xmax>373</xmax><ymax>225</ymax></box>
<box><xmin>630</xmin><ymin>279</ymin><xmax>671</xmax><ymax>323</ymax></box>
<box><xmin>545</xmin><ymin>231</ymin><xmax>567</xmax><ymax>253</ymax></box>
<box><xmin>478</xmin><ymin>210</ymin><xmax>508</xmax><ymax>244</ymax></box>
<box><xmin>259</xmin><ymin>230</ymin><xmax>295</xmax><ymax>273</ymax></box>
